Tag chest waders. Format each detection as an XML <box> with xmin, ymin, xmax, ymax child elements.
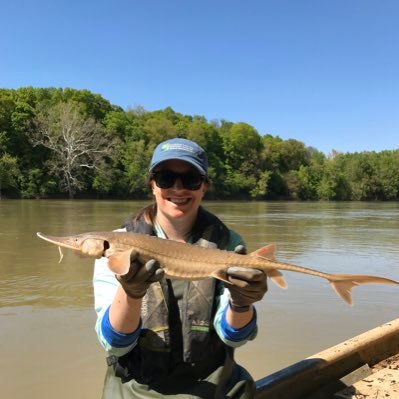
<box><xmin>107</xmin><ymin>207</ymin><xmax>256</xmax><ymax>398</ymax></box>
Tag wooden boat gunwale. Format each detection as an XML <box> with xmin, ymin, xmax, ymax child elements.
<box><xmin>255</xmin><ymin>318</ymin><xmax>399</xmax><ymax>398</ymax></box>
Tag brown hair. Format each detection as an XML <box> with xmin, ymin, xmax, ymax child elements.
<box><xmin>132</xmin><ymin>202</ymin><xmax>157</xmax><ymax>226</ymax></box>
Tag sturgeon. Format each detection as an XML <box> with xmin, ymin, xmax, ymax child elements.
<box><xmin>36</xmin><ymin>231</ymin><xmax>399</xmax><ymax>305</ymax></box>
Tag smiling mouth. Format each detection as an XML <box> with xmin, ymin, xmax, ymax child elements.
<box><xmin>168</xmin><ymin>197</ymin><xmax>191</xmax><ymax>205</ymax></box>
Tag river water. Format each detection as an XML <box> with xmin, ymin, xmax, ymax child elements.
<box><xmin>1</xmin><ymin>200</ymin><xmax>398</xmax><ymax>398</ymax></box>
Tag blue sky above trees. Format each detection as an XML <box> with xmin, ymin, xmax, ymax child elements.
<box><xmin>1</xmin><ymin>0</ymin><xmax>398</xmax><ymax>154</ymax></box>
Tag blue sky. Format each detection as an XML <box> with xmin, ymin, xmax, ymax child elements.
<box><xmin>1</xmin><ymin>0</ymin><xmax>398</xmax><ymax>154</ymax></box>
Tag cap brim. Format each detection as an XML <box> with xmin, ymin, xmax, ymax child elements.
<box><xmin>150</xmin><ymin>156</ymin><xmax>207</xmax><ymax>175</ymax></box>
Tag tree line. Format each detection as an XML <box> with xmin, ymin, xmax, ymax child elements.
<box><xmin>0</xmin><ymin>87</ymin><xmax>398</xmax><ymax>200</ymax></box>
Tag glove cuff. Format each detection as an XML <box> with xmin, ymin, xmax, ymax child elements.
<box><xmin>228</xmin><ymin>299</ymin><xmax>251</xmax><ymax>313</ymax></box>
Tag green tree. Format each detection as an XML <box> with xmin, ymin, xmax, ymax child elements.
<box><xmin>261</xmin><ymin>135</ymin><xmax>312</xmax><ymax>199</ymax></box>
<box><xmin>186</xmin><ymin>120</ymin><xmax>225</xmax><ymax>197</ymax></box>
<box><xmin>61</xmin><ymin>88</ymin><xmax>118</xmax><ymax>120</ymax></box>
<box><xmin>295</xmin><ymin>150</ymin><xmax>326</xmax><ymax>199</ymax></box>
<box><xmin>0</xmin><ymin>153</ymin><xmax>20</xmax><ymax>199</ymax></box>
<box><xmin>250</xmin><ymin>170</ymin><xmax>272</xmax><ymax>199</ymax></box>
<box><xmin>222</xmin><ymin>122</ymin><xmax>261</xmax><ymax>169</ymax></box>
<box><xmin>221</xmin><ymin>122</ymin><xmax>264</xmax><ymax>197</ymax></box>
<box><xmin>104</xmin><ymin>109</ymin><xmax>145</xmax><ymax>141</ymax></box>
<box><xmin>373</xmin><ymin>151</ymin><xmax>399</xmax><ymax>200</ymax></box>
<box><xmin>278</xmin><ymin>139</ymin><xmax>311</xmax><ymax>173</ymax></box>
<box><xmin>2</xmin><ymin>87</ymin><xmax>398</xmax><ymax>200</ymax></box>
<box><xmin>92</xmin><ymin>159</ymin><xmax>122</xmax><ymax>198</ymax></box>
<box><xmin>121</xmin><ymin>139</ymin><xmax>152</xmax><ymax>197</ymax></box>
<box><xmin>346</xmin><ymin>152</ymin><xmax>378</xmax><ymax>200</ymax></box>
<box><xmin>0</xmin><ymin>90</ymin><xmax>15</xmax><ymax>150</ymax></box>
<box><xmin>320</xmin><ymin>152</ymin><xmax>351</xmax><ymax>200</ymax></box>
<box><xmin>143</xmin><ymin>116</ymin><xmax>178</xmax><ymax>148</ymax></box>
<box><xmin>19</xmin><ymin>168</ymin><xmax>57</xmax><ymax>199</ymax></box>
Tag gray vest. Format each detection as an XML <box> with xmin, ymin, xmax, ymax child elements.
<box><xmin>115</xmin><ymin>207</ymin><xmax>231</xmax><ymax>386</ymax></box>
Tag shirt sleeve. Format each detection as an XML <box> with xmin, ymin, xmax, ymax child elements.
<box><xmin>214</xmin><ymin>288</ymin><xmax>258</xmax><ymax>347</ymax></box>
<box><xmin>101</xmin><ymin>306</ymin><xmax>142</xmax><ymax>348</ymax></box>
<box><xmin>93</xmin><ymin>238</ymin><xmax>140</xmax><ymax>356</ymax></box>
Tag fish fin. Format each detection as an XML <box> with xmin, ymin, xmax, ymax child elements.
<box><xmin>107</xmin><ymin>249</ymin><xmax>133</xmax><ymax>275</ymax></box>
<box><xmin>267</xmin><ymin>269</ymin><xmax>288</xmax><ymax>289</ymax></box>
<box><xmin>329</xmin><ymin>274</ymin><xmax>399</xmax><ymax>306</ymax></box>
<box><xmin>250</xmin><ymin>244</ymin><xmax>277</xmax><ymax>260</ymax></box>
<box><xmin>249</xmin><ymin>244</ymin><xmax>287</xmax><ymax>288</ymax></box>
<box><xmin>211</xmin><ymin>269</ymin><xmax>231</xmax><ymax>284</ymax></box>
<box><xmin>329</xmin><ymin>280</ymin><xmax>358</xmax><ymax>305</ymax></box>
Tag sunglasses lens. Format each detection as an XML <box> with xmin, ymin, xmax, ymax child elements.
<box><xmin>153</xmin><ymin>171</ymin><xmax>204</xmax><ymax>190</ymax></box>
<box><xmin>154</xmin><ymin>171</ymin><xmax>176</xmax><ymax>189</ymax></box>
<box><xmin>181</xmin><ymin>172</ymin><xmax>203</xmax><ymax>190</ymax></box>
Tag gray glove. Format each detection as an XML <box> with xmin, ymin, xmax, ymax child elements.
<box><xmin>116</xmin><ymin>251</ymin><xmax>164</xmax><ymax>299</ymax></box>
<box><xmin>226</xmin><ymin>245</ymin><xmax>268</xmax><ymax>309</ymax></box>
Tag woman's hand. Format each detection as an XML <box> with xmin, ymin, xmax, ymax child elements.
<box><xmin>226</xmin><ymin>267</ymin><xmax>267</xmax><ymax>309</ymax></box>
<box><xmin>116</xmin><ymin>251</ymin><xmax>164</xmax><ymax>298</ymax></box>
<box><xmin>226</xmin><ymin>245</ymin><xmax>268</xmax><ymax>310</ymax></box>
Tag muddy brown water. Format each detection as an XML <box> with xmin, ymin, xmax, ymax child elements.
<box><xmin>1</xmin><ymin>200</ymin><xmax>398</xmax><ymax>398</ymax></box>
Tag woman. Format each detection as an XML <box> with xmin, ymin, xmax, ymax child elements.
<box><xmin>93</xmin><ymin>138</ymin><xmax>268</xmax><ymax>398</ymax></box>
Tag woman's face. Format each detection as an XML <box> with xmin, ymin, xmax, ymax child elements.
<box><xmin>150</xmin><ymin>159</ymin><xmax>208</xmax><ymax>221</ymax></box>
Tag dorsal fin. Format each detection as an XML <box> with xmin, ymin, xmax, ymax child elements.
<box><xmin>250</xmin><ymin>243</ymin><xmax>276</xmax><ymax>260</ymax></box>
<box><xmin>250</xmin><ymin>244</ymin><xmax>287</xmax><ymax>289</ymax></box>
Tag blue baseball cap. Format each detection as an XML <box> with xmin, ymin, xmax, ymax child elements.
<box><xmin>149</xmin><ymin>138</ymin><xmax>208</xmax><ymax>175</ymax></box>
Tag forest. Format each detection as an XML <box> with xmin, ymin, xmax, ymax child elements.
<box><xmin>0</xmin><ymin>87</ymin><xmax>398</xmax><ymax>200</ymax></box>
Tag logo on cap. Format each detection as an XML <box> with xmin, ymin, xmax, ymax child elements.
<box><xmin>161</xmin><ymin>143</ymin><xmax>196</xmax><ymax>154</ymax></box>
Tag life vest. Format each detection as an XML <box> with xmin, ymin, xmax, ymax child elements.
<box><xmin>113</xmin><ymin>207</ymin><xmax>233</xmax><ymax>388</ymax></box>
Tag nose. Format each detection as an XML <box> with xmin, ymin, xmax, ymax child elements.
<box><xmin>171</xmin><ymin>176</ymin><xmax>184</xmax><ymax>190</ymax></box>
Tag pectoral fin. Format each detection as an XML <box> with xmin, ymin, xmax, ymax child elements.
<box><xmin>267</xmin><ymin>269</ymin><xmax>288</xmax><ymax>289</ymax></box>
<box><xmin>107</xmin><ymin>249</ymin><xmax>133</xmax><ymax>275</ymax></box>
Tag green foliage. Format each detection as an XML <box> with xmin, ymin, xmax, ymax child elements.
<box><xmin>19</xmin><ymin>168</ymin><xmax>57</xmax><ymax>199</ymax></box>
<box><xmin>122</xmin><ymin>139</ymin><xmax>152</xmax><ymax>197</ymax></box>
<box><xmin>371</xmin><ymin>151</ymin><xmax>399</xmax><ymax>200</ymax></box>
<box><xmin>0</xmin><ymin>87</ymin><xmax>397</xmax><ymax>200</ymax></box>
<box><xmin>0</xmin><ymin>153</ymin><xmax>20</xmax><ymax>199</ymax></box>
<box><xmin>250</xmin><ymin>170</ymin><xmax>272</xmax><ymax>199</ymax></box>
<box><xmin>220</xmin><ymin>122</ymin><xmax>265</xmax><ymax>198</ymax></box>
<box><xmin>92</xmin><ymin>160</ymin><xmax>121</xmax><ymax>198</ymax></box>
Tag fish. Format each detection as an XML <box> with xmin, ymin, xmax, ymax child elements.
<box><xmin>36</xmin><ymin>231</ymin><xmax>399</xmax><ymax>305</ymax></box>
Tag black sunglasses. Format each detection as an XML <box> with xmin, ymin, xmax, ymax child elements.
<box><xmin>151</xmin><ymin>170</ymin><xmax>206</xmax><ymax>191</ymax></box>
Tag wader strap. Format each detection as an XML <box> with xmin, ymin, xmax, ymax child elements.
<box><xmin>106</xmin><ymin>355</ymin><xmax>131</xmax><ymax>381</ymax></box>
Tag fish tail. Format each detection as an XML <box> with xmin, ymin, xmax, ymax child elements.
<box><xmin>329</xmin><ymin>274</ymin><xmax>399</xmax><ymax>305</ymax></box>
